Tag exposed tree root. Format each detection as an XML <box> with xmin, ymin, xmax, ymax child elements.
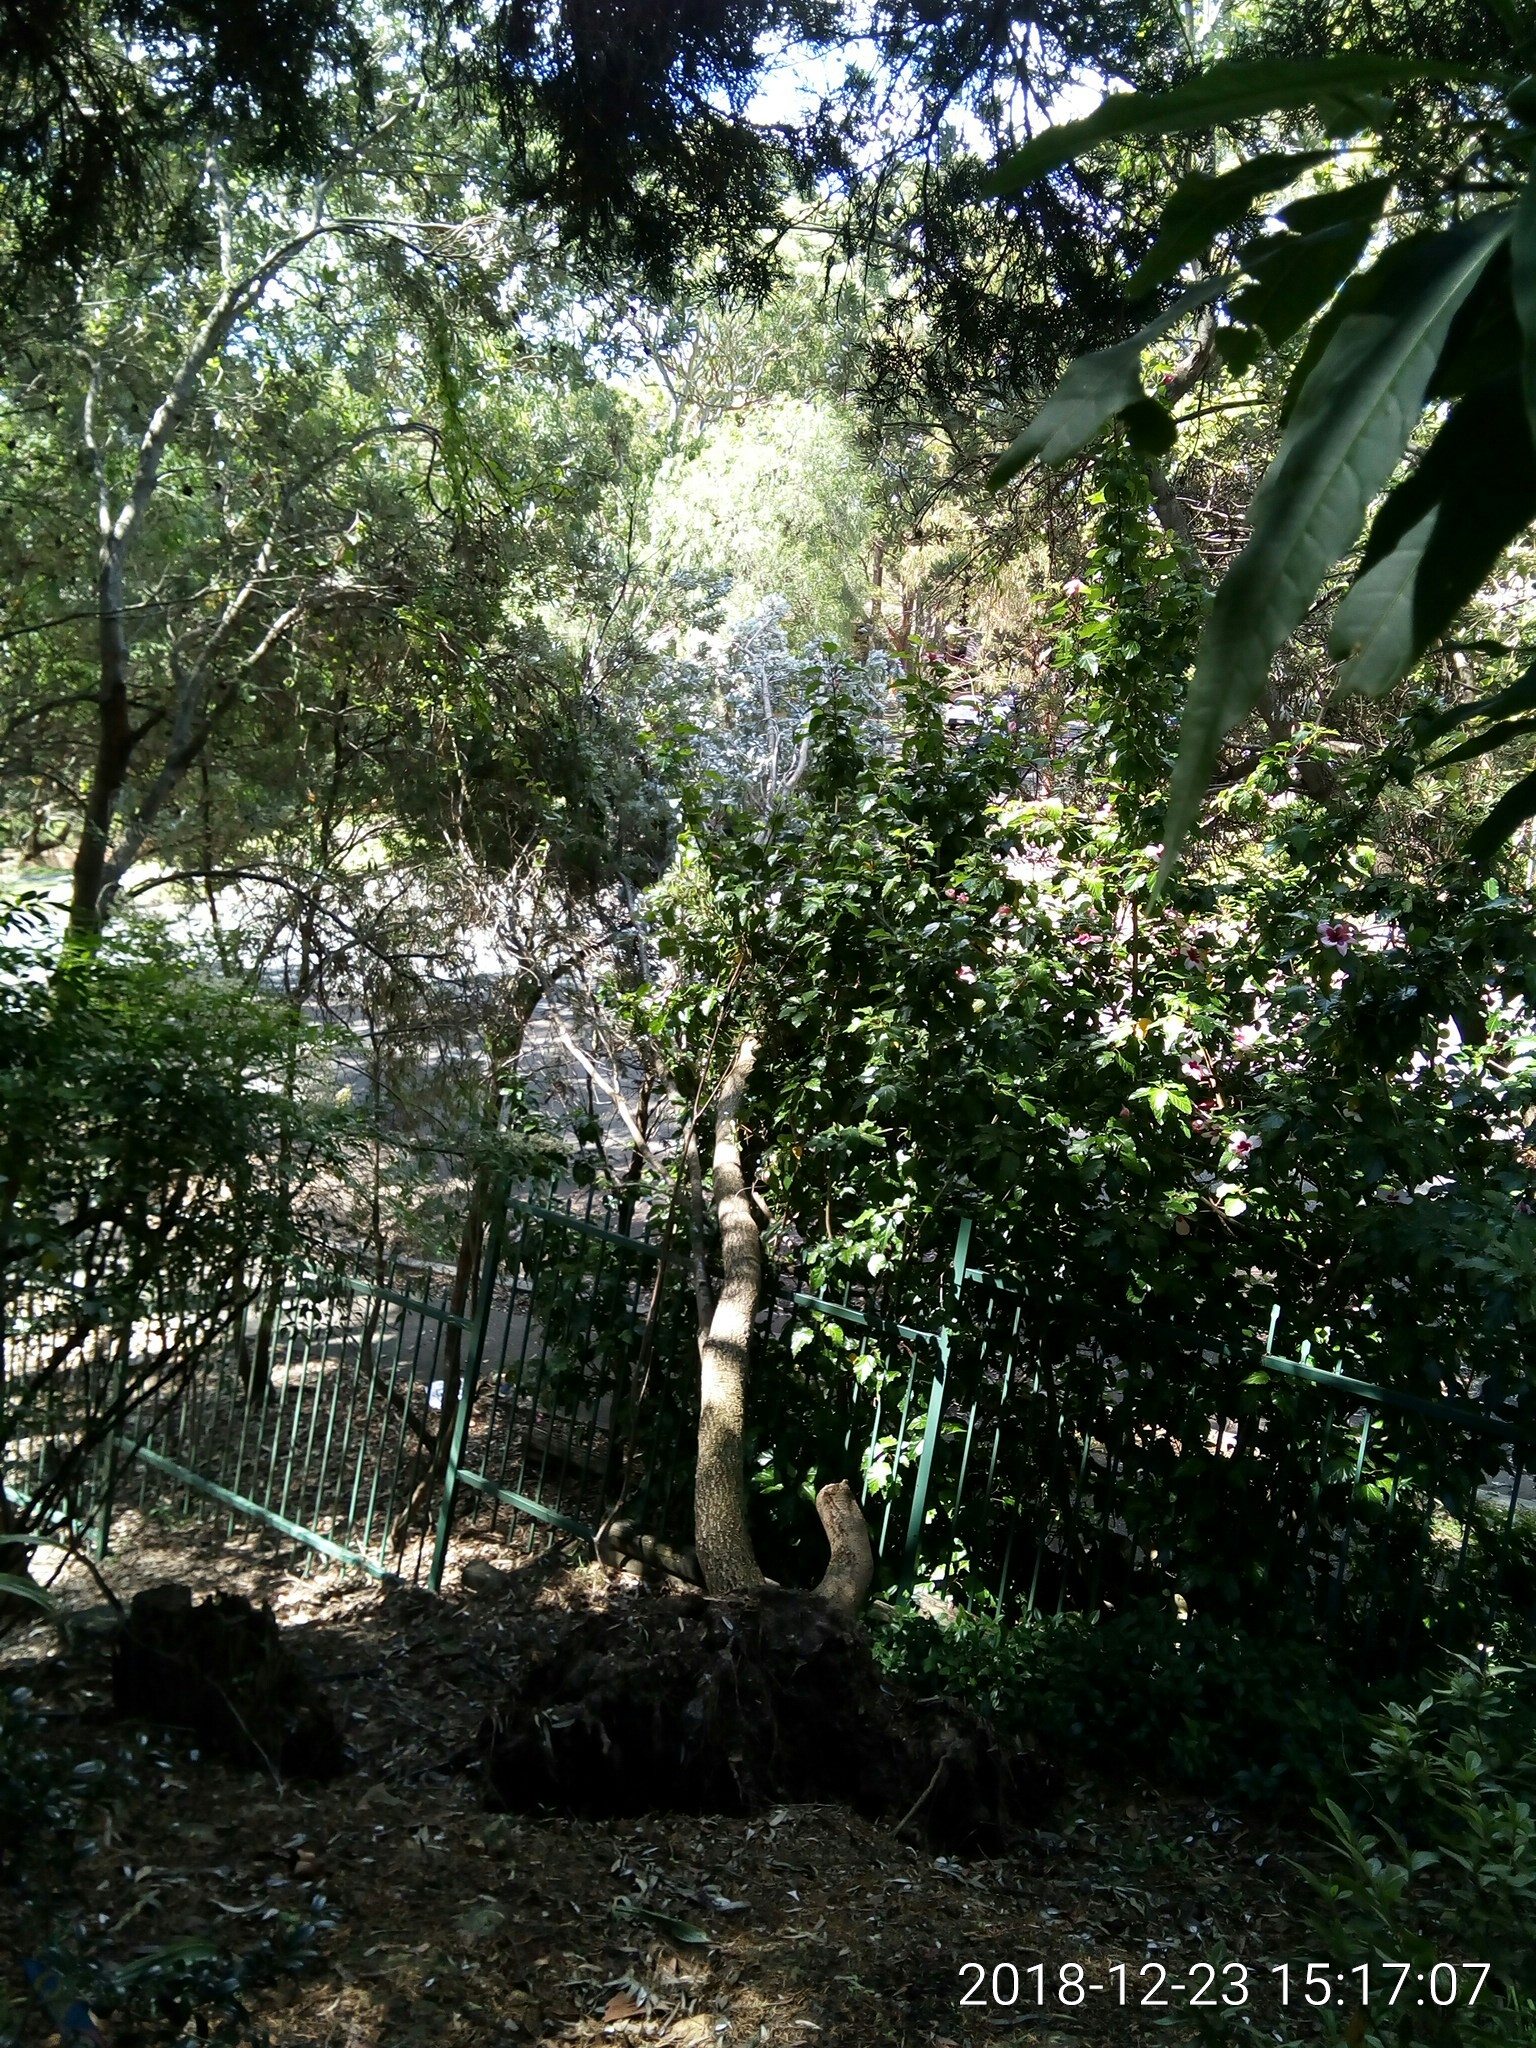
<box><xmin>479</xmin><ymin>1577</ymin><xmax>1050</xmax><ymax>1852</ymax></box>
<box><xmin>595</xmin><ymin>1513</ymin><xmax>705</xmax><ymax>1587</ymax></box>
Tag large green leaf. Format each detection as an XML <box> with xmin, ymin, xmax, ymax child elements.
<box><xmin>989</xmin><ymin>278</ymin><xmax>1226</xmax><ymax>486</ymax></box>
<box><xmin>0</xmin><ymin>1573</ymin><xmax>60</xmax><ymax>1623</ymax></box>
<box><xmin>1429</xmin><ymin>712</ymin><xmax>1536</xmax><ymax>770</ymax></box>
<box><xmin>1430</xmin><ymin>244</ymin><xmax>1520</xmax><ymax>398</ymax></box>
<box><xmin>1332</xmin><ymin>370</ymin><xmax>1536</xmax><ymax>696</ymax></box>
<box><xmin>1279</xmin><ymin>176</ymin><xmax>1393</xmax><ymax>238</ymax></box>
<box><xmin>982</xmin><ymin>57</ymin><xmax>1483</xmax><ymax>196</ymax></box>
<box><xmin>1279</xmin><ymin>224</ymin><xmax>1502</xmax><ymax>425</ymax></box>
<box><xmin>1420</xmin><ymin>654</ymin><xmax>1536</xmax><ymax>739</ymax></box>
<box><xmin>1329</xmin><ymin>510</ymin><xmax>1438</xmax><ymax>697</ymax></box>
<box><xmin>1234</xmin><ymin>218</ymin><xmax>1380</xmax><ymax>345</ymax></box>
<box><xmin>1160</xmin><ymin>215</ymin><xmax>1510</xmax><ymax>878</ymax></box>
<box><xmin>1129</xmin><ymin>150</ymin><xmax>1330</xmax><ymax>295</ymax></box>
<box><xmin>1510</xmin><ymin>174</ymin><xmax>1536</xmax><ymax>441</ymax></box>
<box><xmin>1465</xmin><ymin>764</ymin><xmax>1536</xmax><ymax>864</ymax></box>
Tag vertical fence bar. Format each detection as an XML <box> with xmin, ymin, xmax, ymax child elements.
<box><xmin>899</xmin><ymin>1328</ymin><xmax>950</xmax><ymax>1592</ymax></box>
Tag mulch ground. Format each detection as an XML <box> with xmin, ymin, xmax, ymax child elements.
<box><xmin>0</xmin><ymin>1511</ymin><xmax>1325</xmax><ymax>2048</ymax></box>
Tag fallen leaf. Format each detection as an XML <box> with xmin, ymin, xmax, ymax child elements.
<box><xmin>610</xmin><ymin>1901</ymin><xmax>710</xmax><ymax>1946</ymax></box>
<box><xmin>603</xmin><ymin>1990</ymin><xmax>645</xmax><ymax>2021</ymax></box>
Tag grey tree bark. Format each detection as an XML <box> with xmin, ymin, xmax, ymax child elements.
<box><xmin>693</xmin><ymin>1033</ymin><xmax>767</xmax><ymax>1595</ymax></box>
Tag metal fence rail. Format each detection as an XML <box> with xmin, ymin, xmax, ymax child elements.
<box><xmin>12</xmin><ymin>1192</ymin><xmax>1536</xmax><ymax>1671</ymax></box>
<box><xmin>85</xmin><ymin>1186</ymin><xmax>701</xmax><ymax>1591</ymax></box>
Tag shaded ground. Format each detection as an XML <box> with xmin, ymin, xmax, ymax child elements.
<box><xmin>1</xmin><ymin>1511</ymin><xmax>1321</xmax><ymax>2047</ymax></box>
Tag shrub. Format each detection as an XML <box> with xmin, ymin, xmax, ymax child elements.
<box><xmin>1293</xmin><ymin>1660</ymin><xmax>1536</xmax><ymax>2047</ymax></box>
<box><xmin>871</xmin><ymin>1599</ymin><xmax>1375</xmax><ymax>1805</ymax></box>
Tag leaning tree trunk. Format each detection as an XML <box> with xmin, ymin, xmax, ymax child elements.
<box><xmin>694</xmin><ymin>1035</ymin><xmax>766</xmax><ymax>1595</ymax></box>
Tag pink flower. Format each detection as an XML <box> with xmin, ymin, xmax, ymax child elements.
<box><xmin>1230</xmin><ymin>1130</ymin><xmax>1261</xmax><ymax>1162</ymax></box>
<box><xmin>1317</xmin><ymin>917</ymin><xmax>1354</xmax><ymax>955</ymax></box>
<box><xmin>957</xmin><ymin>965</ymin><xmax>977</xmax><ymax>983</ymax></box>
<box><xmin>1062</xmin><ymin>577</ymin><xmax>1089</xmax><ymax>597</ymax></box>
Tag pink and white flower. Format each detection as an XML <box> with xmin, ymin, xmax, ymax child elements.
<box><xmin>1317</xmin><ymin>916</ymin><xmax>1354</xmax><ymax>955</ymax></box>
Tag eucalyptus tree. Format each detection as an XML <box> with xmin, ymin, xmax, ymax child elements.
<box><xmin>0</xmin><ymin>81</ymin><xmax>524</xmax><ymax>939</ymax></box>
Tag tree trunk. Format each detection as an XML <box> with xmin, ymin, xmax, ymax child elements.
<box><xmin>69</xmin><ymin>558</ymin><xmax>134</xmax><ymax>940</ymax></box>
<box><xmin>694</xmin><ymin>1034</ymin><xmax>765</xmax><ymax>1595</ymax></box>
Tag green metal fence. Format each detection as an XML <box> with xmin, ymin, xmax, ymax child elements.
<box><xmin>14</xmin><ymin>1190</ymin><xmax>1536</xmax><ymax>1670</ymax></box>
<box><xmin>783</xmin><ymin>1220</ymin><xmax>1536</xmax><ymax>1667</ymax></box>
<box><xmin>89</xmin><ymin>1185</ymin><xmax>700</xmax><ymax>1592</ymax></box>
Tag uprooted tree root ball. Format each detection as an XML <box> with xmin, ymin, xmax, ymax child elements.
<box><xmin>478</xmin><ymin>1576</ymin><xmax>1051</xmax><ymax>1852</ymax></box>
<box><xmin>111</xmin><ymin>1581</ymin><xmax>348</xmax><ymax>1778</ymax></box>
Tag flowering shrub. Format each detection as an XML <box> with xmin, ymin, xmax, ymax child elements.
<box><xmin>638</xmin><ymin>460</ymin><xmax>1536</xmax><ymax>1638</ymax></box>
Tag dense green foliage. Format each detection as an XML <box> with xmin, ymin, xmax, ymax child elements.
<box><xmin>650</xmin><ymin>488</ymin><xmax>1536</xmax><ymax>1414</ymax></box>
<box><xmin>1300</xmin><ymin>1659</ymin><xmax>1536</xmax><ymax>2044</ymax></box>
<box><xmin>0</xmin><ymin>901</ymin><xmax>334</xmax><ymax>1537</ymax></box>
<box><xmin>876</xmin><ymin>1610</ymin><xmax>1536</xmax><ymax>2040</ymax></box>
<box><xmin>874</xmin><ymin>1599</ymin><xmax>1376</xmax><ymax>1804</ymax></box>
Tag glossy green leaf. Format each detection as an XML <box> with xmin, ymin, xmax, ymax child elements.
<box><xmin>1161</xmin><ymin>215</ymin><xmax>1510</xmax><ymax>879</ymax></box>
<box><xmin>1465</xmin><ymin>764</ymin><xmax>1536</xmax><ymax>864</ymax></box>
<box><xmin>1330</xmin><ymin>510</ymin><xmax>1438</xmax><ymax>696</ymax></box>
<box><xmin>1234</xmin><ymin>219</ymin><xmax>1379</xmax><ymax>345</ymax></box>
<box><xmin>1277</xmin><ymin>224</ymin><xmax>1485</xmax><ymax>425</ymax></box>
<box><xmin>1333</xmin><ymin>371</ymin><xmax>1536</xmax><ymax>695</ymax></box>
<box><xmin>1420</xmin><ymin>655</ymin><xmax>1536</xmax><ymax>739</ymax></box>
<box><xmin>0</xmin><ymin>1573</ymin><xmax>58</xmax><ymax>1619</ymax></box>
<box><xmin>1129</xmin><ymin>150</ymin><xmax>1330</xmax><ymax>294</ymax></box>
<box><xmin>990</xmin><ymin>279</ymin><xmax>1226</xmax><ymax>486</ymax></box>
<box><xmin>1430</xmin><ymin>245</ymin><xmax>1520</xmax><ymax>398</ymax></box>
<box><xmin>1510</xmin><ymin>174</ymin><xmax>1536</xmax><ymax>442</ymax></box>
<box><xmin>982</xmin><ymin>57</ymin><xmax>1482</xmax><ymax>195</ymax></box>
<box><xmin>1430</xmin><ymin>712</ymin><xmax>1536</xmax><ymax>770</ymax></box>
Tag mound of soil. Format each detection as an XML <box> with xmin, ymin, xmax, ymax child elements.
<box><xmin>112</xmin><ymin>1581</ymin><xmax>346</xmax><ymax>1777</ymax></box>
<box><xmin>480</xmin><ymin>1581</ymin><xmax>1048</xmax><ymax>1853</ymax></box>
